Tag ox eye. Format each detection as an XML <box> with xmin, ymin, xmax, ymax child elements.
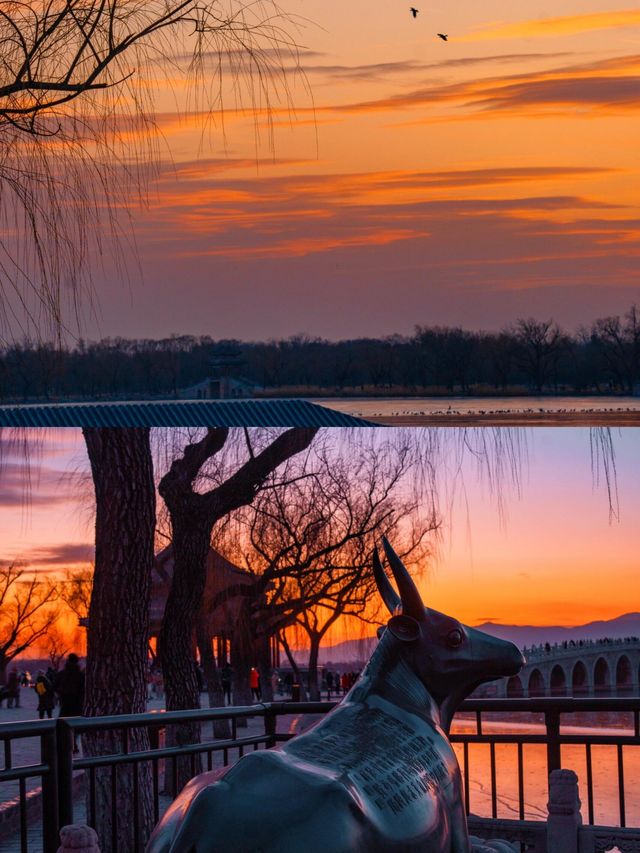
<box><xmin>447</xmin><ymin>628</ymin><xmax>464</xmax><ymax>647</ymax></box>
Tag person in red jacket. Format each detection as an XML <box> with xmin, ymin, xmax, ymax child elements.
<box><xmin>249</xmin><ymin>667</ymin><xmax>261</xmax><ymax>701</ymax></box>
<box><xmin>340</xmin><ymin>672</ymin><xmax>349</xmax><ymax>694</ymax></box>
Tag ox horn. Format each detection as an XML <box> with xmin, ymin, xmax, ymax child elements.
<box><xmin>372</xmin><ymin>547</ymin><xmax>401</xmax><ymax>614</ymax></box>
<box><xmin>382</xmin><ymin>537</ymin><xmax>425</xmax><ymax>620</ymax></box>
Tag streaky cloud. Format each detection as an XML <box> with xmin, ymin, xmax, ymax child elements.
<box><xmin>303</xmin><ymin>53</ymin><xmax>575</xmax><ymax>80</ymax></box>
<box><xmin>473</xmin><ymin>75</ymin><xmax>640</xmax><ymax>112</ymax></box>
<box><xmin>24</xmin><ymin>543</ymin><xmax>94</xmax><ymax>566</ymax></box>
<box><xmin>462</xmin><ymin>9</ymin><xmax>640</xmax><ymax>41</ymax></box>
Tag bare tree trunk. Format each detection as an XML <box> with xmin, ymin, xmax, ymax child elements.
<box><xmin>307</xmin><ymin>635</ymin><xmax>321</xmax><ymax>701</ymax></box>
<box><xmin>158</xmin><ymin>523</ymin><xmax>209</xmax><ymax>792</ymax></box>
<box><xmin>158</xmin><ymin>427</ymin><xmax>317</xmax><ymax>756</ymax></box>
<box><xmin>82</xmin><ymin>428</ymin><xmax>156</xmax><ymax>853</ymax></box>
<box><xmin>196</xmin><ymin>618</ymin><xmax>230</xmax><ymax>739</ymax></box>
<box><xmin>256</xmin><ymin>634</ymin><xmax>273</xmax><ymax>702</ymax></box>
<box><xmin>280</xmin><ymin>632</ymin><xmax>308</xmax><ymax>701</ymax></box>
<box><xmin>230</xmin><ymin>602</ymin><xmax>254</xmax><ymax>724</ymax></box>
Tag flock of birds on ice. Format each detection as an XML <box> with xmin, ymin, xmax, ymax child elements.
<box><xmin>349</xmin><ymin>405</ymin><xmax>640</xmax><ymax>418</ymax></box>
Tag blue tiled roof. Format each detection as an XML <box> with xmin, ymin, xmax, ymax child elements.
<box><xmin>0</xmin><ymin>399</ymin><xmax>373</xmax><ymax>428</ymax></box>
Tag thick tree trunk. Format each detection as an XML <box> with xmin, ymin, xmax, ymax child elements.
<box><xmin>307</xmin><ymin>636</ymin><xmax>321</xmax><ymax>701</ymax></box>
<box><xmin>159</xmin><ymin>427</ymin><xmax>317</xmax><ymax>734</ymax></box>
<box><xmin>256</xmin><ymin>633</ymin><xmax>273</xmax><ymax>703</ymax></box>
<box><xmin>158</xmin><ymin>522</ymin><xmax>209</xmax><ymax>792</ymax></box>
<box><xmin>82</xmin><ymin>428</ymin><xmax>156</xmax><ymax>853</ymax></box>
<box><xmin>230</xmin><ymin>602</ymin><xmax>255</xmax><ymax>719</ymax></box>
<box><xmin>280</xmin><ymin>633</ymin><xmax>308</xmax><ymax>701</ymax></box>
<box><xmin>196</xmin><ymin>618</ymin><xmax>230</xmax><ymax>739</ymax></box>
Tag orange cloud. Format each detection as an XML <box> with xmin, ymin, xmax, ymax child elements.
<box><xmin>322</xmin><ymin>56</ymin><xmax>640</xmax><ymax>119</ymax></box>
<box><xmin>176</xmin><ymin>229</ymin><xmax>428</xmax><ymax>259</ymax></box>
<box><xmin>136</xmin><ymin>164</ymin><xmax>622</xmax><ymax>251</ymax></box>
<box><xmin>462</xmin><ymin>9</ymin><xmax>640</xmax><ymax>41</ymax></box>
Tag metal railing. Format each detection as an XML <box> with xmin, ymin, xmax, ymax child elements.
<box><xmin>1</xmin><ymin>697</ymin><xmax>638</xmax><ymax>853</ymax></box>
<box><xmin>452</xmin><ymin>697</ymin><xmax>640</xmax><ymax>827</ymax></box>
<box><xmin>0</xmin><ymin>718</ymin><xmax>58</xmax><ymax>852</ymax></box>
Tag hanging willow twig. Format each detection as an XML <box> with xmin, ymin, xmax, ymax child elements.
<box><xmin>0</xmin><ymin>0</ymin><xmax>310</xmax><ymax>339</ymax></box>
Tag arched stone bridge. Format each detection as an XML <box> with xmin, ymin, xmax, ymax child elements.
<box><xmin>490</xmin><ymin>638</ymin><xmax>640</xmax><ymax>698</ymax></box>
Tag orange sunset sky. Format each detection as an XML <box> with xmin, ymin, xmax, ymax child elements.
<box><xmin>1</xmin><ymin>428</ymin><xmax>637</xmax><ymax>634</ymax></box>
<box><xmin>21</xmin><ymin>0</ymin><xmax>639</xmax><ymax>341</ymax></box>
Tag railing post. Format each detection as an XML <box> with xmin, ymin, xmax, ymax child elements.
<box><xmin>41</xmin><ymin>725</ymin><xmax>60</xmax><ymax>853</ymax></box>
<box><xmin>56</xmin><ymin>719</ymin><xmax>75</xmax><ymax>830</ymax></box>
<box><xmin>547</xmin><ymin>769</ymin><xmax>581</xmax><ymax>853</ymax></box>
<box><xmin>545</xmin><ymin>710</ymin><xmax>561</xmax><ymax>775</ymax></box>
<box><xmin>264</xmin><ymin>707</ymin><xmax>277</xmax><ymax>748</ymax></box>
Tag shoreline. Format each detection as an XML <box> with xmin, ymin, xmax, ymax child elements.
<box><xmin>365</xmin><ymin>412</ymin><xmax>640</xmax><ymax>426</ymax></box>
<box><xmin>314</xmin><ymin>398</ymin><xmax>640</xmax><ymax>426</ymax></box>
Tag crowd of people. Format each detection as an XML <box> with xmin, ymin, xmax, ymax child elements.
<box><xmin>323</xmin><ymin>670</ymin><xmax>359</xmax><ymax>699</ymax></box>
<box><xmin>0</xmin><ymin>655</ymin><xmax>85</xmax><ymax>737</ymax></box>
<box><xmin>2</xmin><ymin>656</ymin><xmax>361</xmax><ymax>719</ymax></box>
<box><xmin>524</xmin><ymin>636</ymin><xmax>640</xmax><ymax>656</ymax></box>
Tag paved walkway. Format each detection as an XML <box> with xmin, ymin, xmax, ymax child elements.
<box><xmin>0</xmin><ymin>687</ymin><xmax>171</xmax><ymax>806</ymax></box>
<box><xmin>0</xmin><ymin>686</ymin><xmax>298</xmax><ymax>852</ymax></box>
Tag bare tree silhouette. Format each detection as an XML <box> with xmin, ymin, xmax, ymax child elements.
<box><xmin>0</xmin><ymin>561</ymin><xmax>58</xmax><ymax>681</ymax></box>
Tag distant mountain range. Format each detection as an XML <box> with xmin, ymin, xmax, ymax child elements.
<box><xmin>313</xmin><ymin>613</ymin><xmax>640</xmax><ymax>666</ymax></box>
<box><xmin>474</xmin><ymin>612</ymin><xmax>640</xmax><ymax>648</ymax></box>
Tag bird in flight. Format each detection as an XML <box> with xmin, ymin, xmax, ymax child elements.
<box><xmin>410</xmin><ymin>7</ymin><xmax>419</xmax><ymax>17</ymax></box>
<box><xmin>437</xmin><ymin>32</ymin><xmax>448</xmax><ymax>40</ymax></box>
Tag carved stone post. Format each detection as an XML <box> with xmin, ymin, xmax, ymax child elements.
<box><xmin>547</xmin><ymin>769</ymin><xmax>582</xmax><ymax>853</ymax></box>
<box><xmin>57</xmin><ymin>825</ymin><xmax>100</xmax><ymax>853</ymax></box>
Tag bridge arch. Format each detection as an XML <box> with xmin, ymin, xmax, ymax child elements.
<box><xmin>550</xmin><ymin>664</ymin><xmax>567</xmax><ymax>696</ymax></box>
<box><xmin>528</xmin><ymin>668</ymin><xmax>545</xmax><ymax>698</ymax></box>
<box><xmin>593</xmin><ymin>657</ymin><xmax>611</xmax><ymax>694</ymax></box>
<box><xmin>615</xmin><ymin>655</ymin><xmax>633</xmax><ymax>694</ymax></box>
<box><xmin>506</xmin><ymin>676</ymin><xmax>524</xmax><ymax>698</ymax></box>
<box><xmin>571</xmin><ymin>660</ymin><xmax>589</xmax><ymax>696</ymax></box>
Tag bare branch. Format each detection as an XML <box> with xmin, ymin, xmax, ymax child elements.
<box><xmin>0</xmin><ymin>0</ymin><xmax>309</xmax><ymax>337</ymax></box>
<box><xmin>0</xmin><ymin>562</ymin><xmax>59</xmax><ymax>669</ymax></box>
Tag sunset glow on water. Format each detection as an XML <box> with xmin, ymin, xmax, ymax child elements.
<box><xmin>452</xmin><ymin>718</ymin><xmax>640</xmax><ymax>827</ymax></box>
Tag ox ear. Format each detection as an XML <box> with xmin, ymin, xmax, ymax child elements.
<box><xmin>388</xmin><ymin>615</ymin><xmax>420</xmax><ymax>643</ymax></box>
<box><xmin>372</xmin><ymin>547</ymin><xmax>401</xmax><ymax>615</ymax></box>
<box><xmin>382</xmin><ymin>538</ymin><xmax>425</xmax><ymax>621</ymax></box>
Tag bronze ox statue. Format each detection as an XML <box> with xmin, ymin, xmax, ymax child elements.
<box><xmin>147</xmin><ymin>539</ymin><xmax>524</xmax><ymax>853</ymax></box>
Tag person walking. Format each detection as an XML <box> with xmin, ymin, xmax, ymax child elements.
<box><xmin>46</xmin><ymin>667</ymin><xmax>58</xmax><ymax>705</ymax></box>
<box><xmin>340</xmin><ymin>672</ymin><xmax>349</xmax><ymax>695</ymax></box>
<box><xmin>34</xmin><ymin>671</ymin><xmax>55</xmax><ymax>719</ymax></box>
<box><xmin>6</xmin><ymin>669</ymin><xmax>20</xmax><ymax>708</ymax></box>
<box><xmin>221</xmin><ymin>664</ymin><xmax>232</xmax><ymax>705</ymax></box>
<box><xmin>271</xmin><ymin>670</ymin><xmax>279</xmax><ymax>699</ymax></box>
<box><xmin>326</xmin><ymin>671</ymin><xmax>334</xmax><ymax>700</ymax></box>
<box><xmin>55</xmin><ymin>653</ymin><xmax>85</xmax><ymax>753</ymax></box>
<box><xmin>249</xmin><ymin>667</ymin><xmax>261</xmax><ymax>701</ymax></box>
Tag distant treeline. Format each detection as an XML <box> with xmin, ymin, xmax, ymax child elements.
<box><xmin>2</xmin><ymin>307</ymin><xmax>639</xmax><ymax>401</ymax></box>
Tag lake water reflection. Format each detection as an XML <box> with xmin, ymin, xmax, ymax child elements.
<box><xmin>451</xmin><ymin>716</ymin><xmax>640</xmax><ymax>828</ymax></box>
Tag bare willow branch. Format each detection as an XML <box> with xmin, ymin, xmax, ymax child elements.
<box><xmin>0</xmin><ymin>0</ymin><xmax>309</xmax><ymax>338</ymax></box>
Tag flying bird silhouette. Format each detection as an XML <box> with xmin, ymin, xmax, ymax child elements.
<box><xmin>410</xmin><ymin>7</ymin><xmax>419</xmax><ymax>17</ymax></box>
<box><xmin>437</xmin><ymin>33</ymin><xmax>448</xmax><ymax>40</ymax></box>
